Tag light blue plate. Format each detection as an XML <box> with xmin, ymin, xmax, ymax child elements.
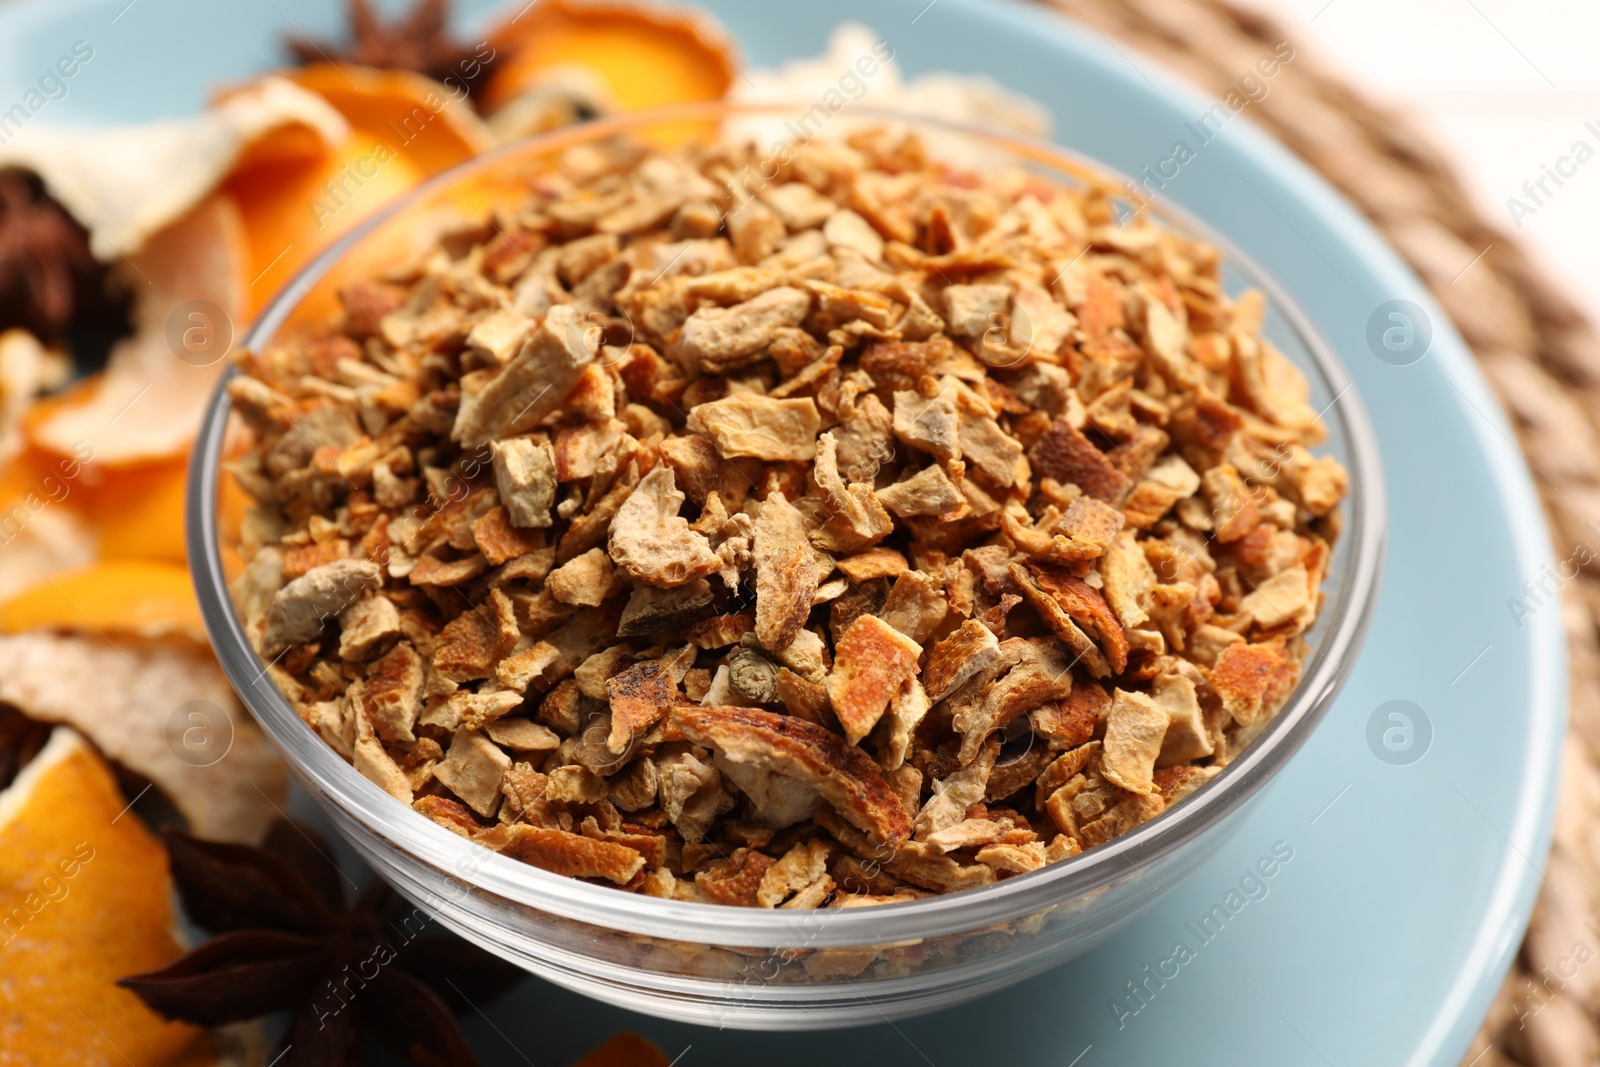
<box><xmin>2</xmin><ymin>0</ymin><xmax>1565</xmax><ymax>1062</ymax></box>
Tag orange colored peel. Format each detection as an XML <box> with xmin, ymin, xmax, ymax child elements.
<box><xmin>0</xmin><ymin>728</ymin><xmax>218</xmax><ymax>1067</ymax></box>
<box><xmin>570</xmin><ymin>1032</ymin><xmax>670</xmax><ymax>1067</ymax></box>
<box><xmin>226</xmin><ymin>141</ymin><xmax>426</xmax><ymax>315</ymax></box>
<box><xmin>282</xmin><ymin>64</ymin><xmax>494</xmax><ymax>171</ymax></box>
<box><xmin>26</xmin><ymin>195</ymin><xmax>249</xmax><ymax>467</ymax></box>
<box><xmin>0</xmin><ymin>560</ymin><xmax>204</xmax><ymax>642</ymax></box>
<box><xmin>230</xmin><ymin>64</ymin><xmax>494</xmax><ymax>308</ymax></box>
<box><xmin>77</xmin><ymin>452</ymin><xmax>190</xmax><ymax>564</ymax></box>
<box><xmin>482</xmin><ymin>0</ymin><xmax>736</xmax><ymax>115</ymax></box>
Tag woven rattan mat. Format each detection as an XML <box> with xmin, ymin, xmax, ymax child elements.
<box><xmin>1036</xmin><ymin>1</ymin><xmax>1600</xmax><ymax>1063</ymax></box>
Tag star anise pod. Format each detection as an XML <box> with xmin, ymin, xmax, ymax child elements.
<box><xmin>119</xmin><ymin>819</ymin><xmax>524</xmax><ymax>1067</ymax></box>
<box><xmin>0</xmin><ymin>169</ymin><xmax>129</xmax><ymax>344</ymax></box>
<box><xmin>286</xmin><ymin>0</ymin><xmax>503</xmax><ymax>97</ymax></box>
<box><xmin>0</xmin><ymin>705</ymin><xmax>52</xmax><ymax>792</ymax></box>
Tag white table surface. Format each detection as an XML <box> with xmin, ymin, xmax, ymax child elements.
<box><xmin>1267</xmin><ymin>0</ymin><xmax>1600</xmax><ymax>326</ymax></box>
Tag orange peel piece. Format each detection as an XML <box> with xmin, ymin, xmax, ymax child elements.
<box><xmin>0</xmin><ymin>75</ymin><xmax>346</xmax><ymax>263</ymax></box>
<box><xmin>76</xmin><ymin>452</ymin><xmax>190</xmax><ymax>564</ymax></box>
<box><xmin>481</xmin><ymin>0</ymin><xmax>736</xmax><ymax>116</ymax></box>
<box><xmin>0</xmin><ymin>633</ymin><xmax>287</xmax><ymax>843</ymax></box>
<box><xmin>0</xmin><ymin>447</ymin><xmax>98</xmax><ymax>602</ymax></box>
<box><xmin>0</xmin><ymin>560</ymin><xmax>204</xmax><ymax>642</ymax></box>
<box><xmin>571</xmin><ymin>1032</ymin><xmax>670</xmax><ymax>1067</ymax></box>
<box><xmin>4</xmin><ymin>77</ymin><xmax>344</xmax><ymax>466</ymax></box>
<box><xmin>0</xmin><ymin>728</ymin><xmax>219</xmax><ymax>1065</ymax></box>
<box><xmin>229</xmin><ymin>64</ymin><xmax>495</xmax><ymax>307</ymax></box>
<box><xmin>280</xmin><ymin>64</ymin><xmax>494</xmax><ymax>171</ymax></box>
<box><xmin>227</xmin><ymin>138</ymin><xmax>427</xmax><ymax>312</ymax></box>
<box><xmin>27</xmin><ymin>194</ymin><xmax>249</xmax><ymax>467</ymax></box>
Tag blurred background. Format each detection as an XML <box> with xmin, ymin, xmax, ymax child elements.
<box><xmin>1271</xmin><ymin>0</ymin><xmax>1600</xmax><ymax>318</ymax></box>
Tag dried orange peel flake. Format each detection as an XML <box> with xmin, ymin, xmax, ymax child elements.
<box><xmin>0</xmin><ymin>633</ymin><xmax>287</xmax><ymax>843</ymax></box>
<box><xmin>482</xmin><ymin>0</ymin><xmax>736</xmax><ymax>115</ymax></box>
<box><xmin>571</xmin><ymin>1032</ymin><xmax>670</xmax><ymax>1067</ymax></box>
<box><xmin>0</xmin><ymin>560</ymin><xmax>204</xmax><ymax>641</ymax></box>
<box><xmin>230</xmin><ymin>64</ymin><xmax>494</xmax><ymax>311</ymax></box>
<box><xmin>227</xmin><ymin>124</ymin><xmax>1348</xmax><ymax>921</ymax></box>
<box><xmin>674</xmin><ymin>704</ymin><xmax>912</xmax><ymax>846</ymax></box>
<box><xmin>0</xmin><ymin>728</ymin><xmax>218</xmax><ymax>1066</ymax></box>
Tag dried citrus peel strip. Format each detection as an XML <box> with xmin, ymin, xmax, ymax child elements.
<box><xmin>0</xmin><ymin>560</ymin><xmax>204</xmax><ymax>642</ymax></box>
<box><xmin>75</xmin><ymin>452</ymin><xmax>191</xmax><ymax>565</ymax></box>
<box><xmin>570</xmin><ymin>1032</ymin><xmax>670</xmax><ymax>1067</ymax></box>
<box><xmin>229</xmin><ymin>64</ymin><xmax>494</xmax><ymax>307</ymax></box>
<box><xmin>0</xmin><ymin>76</ymin><xmax>345</xmax><ymax>261</ymax></box>
<box><xmin>0</xmin><ymin>727</ymin><xmax>219</xmax><ymax>1065</ymax></box>
<box><xmin>0</xmin><ymin>633</ymin><xmax>287</xmax><ymax>844</ymax></box>
<box><xmin>27</xmin><ymin>194</ymin><xmax>248</xmax><ymax>466</ymax></box>
<box><xmin>481</xmin><ymin>0</ymin><xmax>736</xmax><ymax>115</ymax></box>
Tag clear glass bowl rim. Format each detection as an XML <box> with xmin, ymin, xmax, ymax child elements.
<box><xmin>188</xmin><ymin>100</ymin><xmax>1386</xmax><ymax>950</ymax></box>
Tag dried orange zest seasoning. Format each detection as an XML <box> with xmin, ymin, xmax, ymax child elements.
<box><xmin>228</xmin><ymin>126</ymin><xmax>1347</xmax><ymax>920</ymax></box>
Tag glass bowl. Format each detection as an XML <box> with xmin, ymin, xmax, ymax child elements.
<box><xmin>188</xmin><ymin>101</ymin><xmax>1385</xmax><ymax>1029</ymax></box>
